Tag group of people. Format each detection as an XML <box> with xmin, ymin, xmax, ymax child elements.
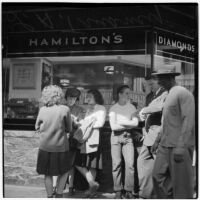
<box><xmin>35</xmin><ymin>86</ymin><xmax>106</xmax><ymax>198</ymax></box>
<box><xmin>35</xmin><ymin>65</ymin><xmax>195</xmax><ymax>199</ymax></box>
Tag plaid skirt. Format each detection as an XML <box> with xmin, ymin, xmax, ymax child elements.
<box><xmin>36</xmin><ymin>149</ymin><xmax>73</xmax><ymax>176</ymax></box>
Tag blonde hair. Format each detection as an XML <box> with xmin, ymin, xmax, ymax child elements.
<box><xmin>40</xmin><ymin>85</ymin><xmax>64</xmax><ymax>107</ymax></box>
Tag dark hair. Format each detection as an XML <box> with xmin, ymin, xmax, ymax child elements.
<box><xmin>117</xmin><ymin>85</ymin><xmax>130</xmax><ymax>96</ymax></box>
<box><xmin>87</xmin><ymin>89</ymin><xmax>104</xmax><ymax>105</ymax></box>
<box><xmin>65</xmin><ymin>88</ymin><xmax>81</xmax><ymax>101</ymax></box>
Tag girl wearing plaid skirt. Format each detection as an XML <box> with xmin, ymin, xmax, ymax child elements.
<box><xmin>35</xmin><ymin>85</ymin><xmax>72</xmax><ymax>198</ymax></box>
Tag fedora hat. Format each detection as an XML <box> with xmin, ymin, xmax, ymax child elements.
<box><xmin>151</xmin><ymin>65</ymin><xmax>181</xmax><ymax>76</ymax></box>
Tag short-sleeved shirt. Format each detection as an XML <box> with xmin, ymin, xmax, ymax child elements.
<box><xmin>109</xmin><ymin>102</ymin><xmax>137</xmax><ymax>125</ymax></box>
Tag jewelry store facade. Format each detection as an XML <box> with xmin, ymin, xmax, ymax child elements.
<box><xmin>2</xmin><ymin>3</ymin><xmax>198</xmax><ymax>191</ymax></box>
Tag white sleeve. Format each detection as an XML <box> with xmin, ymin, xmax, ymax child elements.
<box><xmin>142</xmin><ymin>91</ymin><xmax>168</xmax><ymax>114</ymax></box>
<box><xmin>93</xmin><ymin>107</ymin><xmax>106</xmax><ymax>128</ymax></box>
<box><xmin>109</xmin><ymin>106</ymin><xmax>125</xmax><ymax>131</ymax></box>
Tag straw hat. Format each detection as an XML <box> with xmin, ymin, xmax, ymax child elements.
<box><xmin>151</xmin><ymin>65</ymin><xmax>181</xmax><ymax>76</ymax></box>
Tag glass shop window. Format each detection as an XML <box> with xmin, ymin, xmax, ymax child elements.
<box><xmin>3</xmin><ymin>55</ymin><xmax>150</xmax><ymax>127</ymax></box>
<box><xmin>53</xmin><ymin>61</ymin><xmax>148</xmax><ymax>112</ymax></box>
<box><xmin>3</xmin><ymin>60</ymin><xmax>10</xmax><ymax>118</ymax></box>
<box><xmin>3</xmin><ymin>59</ymin><xmax>41</xmax><ymax>127</ymax></box>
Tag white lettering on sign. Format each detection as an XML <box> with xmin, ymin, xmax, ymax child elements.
<box><xmin>158</xmin><ymin>36</ymin><xmax>195</xmax><ymax>53</ymax></box>
<box><xmin>40</xmin><ymin>38</ymin><xmax>48</xmax><ymax>46</ymax></box>
<box><xmin>28</xmin><ymin>34</ymin><xmax>123</xmax><ymax>47</ymax></box>
<box><xmin>52</xmin><ymin>38</ymin><xmax>62</xmax><ymax>46</ymax></box>
<box><xmin>29</xmin><ymin>39</ymin><xmax>38</xmax><ymax>46</ymax></box>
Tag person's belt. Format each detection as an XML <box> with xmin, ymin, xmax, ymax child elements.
<box><xmin>113</xmin><ymin>129</ymin><xmax>131</xmax><ymax>136</ymax></box>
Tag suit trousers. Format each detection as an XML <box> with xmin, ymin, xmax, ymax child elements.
<box><xmin>152</xmin><ymin>145</ymin><xmax>194</xmax><ymax>199</ymax></box>
<box><xmin>111</xmin><ymin>133</ymin><xmax>135</xmax><ymax>192</ymax></box>
<box><xmin>137</xmin><ymin>145</ymin><xmax>156</xmax><ymax>198</ymax></box>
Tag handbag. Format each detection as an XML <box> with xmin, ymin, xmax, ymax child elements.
<box><xmin>73</xmin><ymin>119</ymin><xmax>95</xmax><ymax>143</ymax></box>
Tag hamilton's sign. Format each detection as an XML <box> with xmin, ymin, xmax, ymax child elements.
<box><xmin>6</xmin><ymin>28</ymin><xmax>145</xmax><ymax>57</ymax></box>
<box><xmin>28</xmin><ymin>33</ymin><xmax>123</xmax><ymax>47</ymax></box>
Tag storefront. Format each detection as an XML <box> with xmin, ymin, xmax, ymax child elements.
<box><xmin>3</xmin><ymin>4</ymin><xmax>197</xmax><ymax>128</ymax></box>
<box><xmin>2</xmin><ymin>3</ymin><xmax>197</xmax><ymax>191</ymax></box>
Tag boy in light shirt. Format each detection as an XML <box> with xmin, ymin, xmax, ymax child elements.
<box><xmin>109</xmin><ymin>85</ymin><xmax>139</xmax><ymax>199</ymax></box>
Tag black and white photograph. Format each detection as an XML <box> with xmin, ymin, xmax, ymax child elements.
<box><xmin>2</xmin><ymin>1</ymin><xmax>198</xmax><ymax>198</ymax></box>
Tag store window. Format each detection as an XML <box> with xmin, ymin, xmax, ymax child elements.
<box><xmin>3</xmin><ymin>59</ymin><xmax>41</xmax><ymax>123</ymax></box>
<box><xmin>52</xmin><ymin>55</ymin><xmax>150</xmax><ymax>112</ymax></box>
<box><xmin>3</xmin><ymin>54</ymin><xmax>150</xmax><ymax>125</ymax></box>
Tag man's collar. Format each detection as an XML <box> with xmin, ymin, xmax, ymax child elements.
<box><xmin>155</xmin><ymin>87</ymin><xmax>162</xmax><ymax>95</ymax></box>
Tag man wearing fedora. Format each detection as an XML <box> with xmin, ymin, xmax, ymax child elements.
<box><xmin>151</xmin><ymin>65</ymin><xmax>195</xmax><ymax>198</ymax></box>
<box><xmin>137</xmin><ymin>74</ymin><xmax>168</xmax><ymax>199</ymax></box>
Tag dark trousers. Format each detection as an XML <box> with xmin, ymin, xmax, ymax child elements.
<box><xmin>152</xmin><ymin>145</ymin><xmax>194</xmax><ymax>199</ymax></box>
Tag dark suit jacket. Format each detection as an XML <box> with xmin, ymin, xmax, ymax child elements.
<box><xmin>145</xmin><ymin>87</ymin><xmax>167</xmax><ymax>132</ymax></box>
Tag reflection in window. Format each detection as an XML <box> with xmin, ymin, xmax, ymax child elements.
<box><xmin>3</xmin><ymin>55</ymin><xmax>150</xmax><ymax>120</ymax></box>
<box><xmin>53</xmin><ymin>61</ymin><xmax>147</xmax><ymax>111</ymax></box>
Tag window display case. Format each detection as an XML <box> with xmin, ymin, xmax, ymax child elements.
<box><xmin>4</xmin><ymin>98</ymin><xmax>39</xmax><ymax>119</ymax></box>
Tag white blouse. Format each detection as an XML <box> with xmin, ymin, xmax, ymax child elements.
<box><xmin>84</xmin><ymin>104</ymin><xmax>106</xmax><ymax>129</ymax></box>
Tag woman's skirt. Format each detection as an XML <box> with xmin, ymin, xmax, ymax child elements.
<box><xmin>74</xmin><ymin>149</ymin><xmax>102</xmax><ymax>170</ymax></box>
<box><xmin>36</xmin><ymin>149</ymin><xmax>72</xmax><ymax>175</ymax></box>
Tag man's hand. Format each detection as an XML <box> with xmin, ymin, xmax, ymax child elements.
<box><xmin>139</xmin><ymin>109</ymin><xmax>146</xmax><ymax>121</ymax></box>
<box><xmin>133</xmin><ymin>133</ymin><xmax>144</xmax><ymax>142</ymax></box>
<box><xmin>173</xmin><ymin>147</ymin><xmax>185</xmax><ymax>162</ymax></box>
<box><xmin>151</xmin><ymin>140</ymin><xmax>159</xmax><ymax>154</ymax></box>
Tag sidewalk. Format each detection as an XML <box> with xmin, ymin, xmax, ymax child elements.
<box><xmin>4</xmin><ymin>184</ymin><xmax>115</xmax><ymax>198</ymax></box>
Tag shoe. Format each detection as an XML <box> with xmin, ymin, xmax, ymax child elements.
<box><xmin>68</xmin><ymin>187</ymin><xmax>74</xmax><ymax>196</ymax></box>
<box><xmin>84</xmin><ymin>181</ymin><xmax>99</xmax><ymax>198</ymax></box>
<box><xmin>52</xmin><ymin>187</ymin><xmax>57</xmax><ymax>196</ymax></box>
<box><xmin>83</xmin><ymin>189</ymin><xmax>91</xmax><ymax>198</ymax></box>
<box><xmin>55</xmin><ymin>193</ymin><xmax>63</xmax><ymax>198</ymax></box>
<box><xmin>124</xmin><ymin>191</ymin><xmax>135</xmax><ymax>199</ymax></box>
<box><xmin>115</xmin><ymin>191</ymin><xmax>122</xmax><ymax>199</ymax></box>
<box><xmin>90</xmin><ymin>181</ymin><xmax>99</xmax><ymax>192</ymax></box>
<box><xmin>132</xmin><ymin>192</ymin><xmax>139</xmax><ymax>198</ymax></box>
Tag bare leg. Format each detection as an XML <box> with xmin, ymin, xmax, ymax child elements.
<box><xmin>75</xmin><ymin>166</ymin><xmax>95</xmax><ymax>186</ymax></box>
<box><xmin>56</xmin><ymin>172</ymin><xmax>69</xmax><ymax>195</ymax></box>
<box><xmin>68</xmin><ymin>168</ymin><xmax>74</xmax><ymax>188</ymax></box>
<box><xmin>90</xmin><ymin>168</ymin><xmax>97</xmax><ymax>181</ymax></box>
<box><xmin>53</xmin><ymin>176</ymin><xmax>58</xmax><ymax>187</ymax></box>
<box><xmin>76</xmin><ymin>166</ymin><xmax>99</xmax><ymax>197</ymax></box>
<box><xmin>44</xmin><ymin>175</ymin><xmax>53</xmax><ymax>197</ymax></box>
